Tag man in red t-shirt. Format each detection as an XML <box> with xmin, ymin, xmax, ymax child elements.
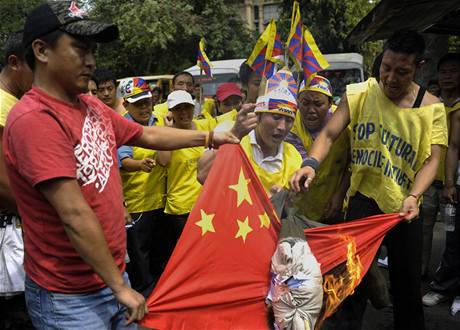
<box><xmin>2</xmin><ymin>2</ymin><xmax>237</xmax><ymax>329</ymax></box>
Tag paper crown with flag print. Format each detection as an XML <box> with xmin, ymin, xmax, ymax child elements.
<box><xmin>118</xmin><ymin>77</ymin><xmax>152</xmax><ymax>103</ymax></box>
<box><xmin>255</xmin><ymin>68</ymin><xmax>298</xmax><ymax>119</ymax></box>
<box><xmin>299</xmin><ymin>75</ymin><xmax>333</xmax><ymax>98</ymax></box>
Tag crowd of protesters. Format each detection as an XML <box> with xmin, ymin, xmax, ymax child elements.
<box><xmin>0</xmin><ymin>1</ymin><xmax>459</xmax><ymax>330</ymax></box>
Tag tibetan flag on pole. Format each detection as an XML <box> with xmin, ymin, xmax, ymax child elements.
<box><xmin>140</xmin><ymin>144</ymin><xmax>405</xmax><ymax>329</ymax></box>
<box><xmin>197</xmin><ymin>38</ymin><xmax>213</xmax><ymax>77</ymax></box>
<box><xmin>301</xmin><ymin>26</ymin><xmax>329</xmax><ymax>83</ymax></box>
<box><xmin>286</xmin><ymin>1</ymin><xmax>303</xmax><ymax>70</ymax></box>
<box><xmin>247</xmin><ymin>20</ymin><xmax>283</xmax><ymax>79</ymax></box>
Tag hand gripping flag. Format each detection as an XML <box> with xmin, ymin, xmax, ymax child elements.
<box><xmin>247</xmin><ymin>20</ymin><xmax>284</xmax><ymax>79</ymax></box>
<box><xmin>197</xmin><ymin>38</ymin><xmax>213</xmax><ymax>78</ymax></box>
<box><xmin>140</xmin><ymin>145</ymin><xmax>404</xmax><ymax>329</ymax></box>
<box><xmin>301</xmin><ymin>26</ymin><xmax>329</xmax><ymax>83</ymax></box>
<box><xmin>286</xmin><ymin>1</ymin><xmax>303</xmax><ymax>70</ymax></box>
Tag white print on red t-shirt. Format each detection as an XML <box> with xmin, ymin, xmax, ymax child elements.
<box><xmin>74</xmin><ymin>105</ymin><xmax>115</xmax><ymax>193</ymax></box>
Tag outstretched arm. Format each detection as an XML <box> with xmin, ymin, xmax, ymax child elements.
<box><xmin>133</xmin><ymin>126</ymin><xmax>239</xmax><ymax>151</ymax></box>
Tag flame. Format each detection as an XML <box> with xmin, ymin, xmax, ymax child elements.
<box><xmin>315</xmin><ymin>235</ymin><xmax>363</xmax><ymax>329</ymax></box>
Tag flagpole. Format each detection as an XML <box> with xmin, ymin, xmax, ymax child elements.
<box><xmin>260</xmin><ymin>60</ymin><xmax>269</xmax><ymax>97</ymax></box>
<box><xmin>199</xmin><ymin>68</ymin><xmax>203</xmax><ymax>108</ymax></box>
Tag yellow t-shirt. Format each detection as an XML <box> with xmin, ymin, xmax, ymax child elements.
<box><xmin>198</xmin><ymin>98</ymin><xmax>216</xmax><ymax>119</ymax></box>
<box><xmin>153</xmin><ymin>101</ymin><xmax>169</xmax><ymax>119</ymax></box>
<box><xmin>240</xmin><ymin>135</ymin><xmax>302</xmax><ymax>192</ymax></box>
<box><xmin>347</xmin><ymin>78</ymin><xmax>448</xmax><ymax>213</ymax></box>
<box><xmin>290</xmin><ymin>110</ymin><xmax>350</xmax><ymax>221</ymax></box>
<box><xmin>195</xmin><ymin>109</ymin><xmax>237</xmax><ymax>132</ymax></box>
<box><xmin>0</xmin><ymin>89</ymin><xmax>19</xmax><ymax>127</ymax></box>
<box><xmin>164</xmin><ymin>120</ymin><xmax>208</xmax><ymax>215</ymax></box>
<box><xmin>120</xmin><ymin>116</ymin><xmax>166</xmax><ymax>213</ymax></box>
<box><xmin>436</xmin><ymin>101</ymin><xmax>460</xmax><ymax>182</ymax></box>
<box><xmin>120</xmin><ymin>147</ymin><xmax>167</xmax><ymax>213</ymax></box>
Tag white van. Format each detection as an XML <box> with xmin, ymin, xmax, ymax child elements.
<box><xmin>184</xmin><ymin>53</ymin><xmax>364</xmax><ymax>101</ymax></box>
<box><xmin>185</xmin><ymin>59</ymin><xmax>245</xmax><ymax>97</ymax></box>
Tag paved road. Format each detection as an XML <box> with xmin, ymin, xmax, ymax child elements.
<box><xmin>362</xmin><ymin>221</ymin><xmax>460</xmax><ymax>330</ymax></box>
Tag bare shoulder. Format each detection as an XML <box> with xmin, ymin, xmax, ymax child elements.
<box><xmin>421</xmin><ymin>90</ymin><xmax>441</xmax><ymax>107</ymax></box>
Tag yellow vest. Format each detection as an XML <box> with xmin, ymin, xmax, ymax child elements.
<box><xmin>164</xmin><ymin>120</ymin><xmax>208</xmax><ymax>215</ymax></box>
<box><xmin>240</xmin><ymin>135</ymin><xmax>302</xmax><ymax>192</ymax></box>
<box><xmin>290</xmin><ymin>109</ymin><xmax>350</xmax><ymax>221</ymax></box>
<box><xmin>347</xmin><ymin>78</ymin><xmax>448</xmax><ymax>213</ymax></box>
<box><xmin>120</xmin><ymin>116</ymin><xmax>166</xmax><ymax>213</ymax></box>
<box><xmin>0</xmin><ymin>89</ymin><xmax>18</xmax><ymax>127</ymax></box>
<box><xmin>436</xmin><ymin>101</ymin><xmax>460</xmax><ymax>182</ymax></box>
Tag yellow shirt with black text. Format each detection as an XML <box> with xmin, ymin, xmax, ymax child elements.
<box><xmin>347</xmin><ymin>78</ymin><xmax>447</xmax><ymax>213</ymax></box>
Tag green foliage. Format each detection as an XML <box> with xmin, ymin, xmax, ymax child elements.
<box><xmin>91</xmin><ymin>0</ymin><xmax>255</xmax><ymax>77</ymax></box>
<box><xmin>448</xmin><ymin>36</ymin><xmax>460</xmax><ymax>52</ymax></box>
<box><xmin>0</xmin><ymin>0</ymin><xmax>44</xmax><ymax>62</ymax></box>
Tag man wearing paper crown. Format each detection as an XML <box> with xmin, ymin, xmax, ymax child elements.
<box><xmin>117</xmin><ymin>77</ymin><xmax>171</xmax><ymax>297</ymax></box>
<box><xmin>198</xmin><ymin>69</ymin><xmax>302</xmax><ymax>195</ymax></box>
<box><xmin>286</xmin><ymin>75</ymin><xmax>351</xmax><ymax>223</ymax></box>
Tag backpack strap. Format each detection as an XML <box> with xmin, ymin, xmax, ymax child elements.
<box><xmin>412</xmin><ymin>86</ymin><xmax>426</xmax><ymax>108</ymax></box>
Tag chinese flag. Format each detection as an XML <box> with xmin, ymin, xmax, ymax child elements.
<box><xmin>140</xmin><ymin>145</ymin><xmax>404</xmax><ymax>329</ymax></box>
<box><xmin>140</xmin><ymin>144</ymin><xmax>281</xmax><ymax>329</ymax></box>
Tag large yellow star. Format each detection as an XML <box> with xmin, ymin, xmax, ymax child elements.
<box><xmin>228</xmin><ymin>168</ymin><xmax>253</xmax><ymax>207</ymax></box>
<box><xmin>259</xmin><ymin>212</ymin><xmax>270</xmax><ymax>229</ymax></box>
<box><xmin>195</xmin><ymin>209</ymin><xmax>216</xmax><ymax>236</ymax></box>
<box><xmin>235</xmin><ymin>217</ymin><xmax>253</xmax><ymax>243</ymax></box>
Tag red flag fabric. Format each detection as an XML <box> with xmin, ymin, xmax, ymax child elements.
<box><xmin>305</xmin><ymin>213</ymin><xmax>402</xmax><ymax>275</ymax></box>
<box><xmin>140</xmin><ymin>144</ymin><xmax>404</xmax><ymax>329</ymax></box>
<box><xmin>141</xmin><ymin>144</ymin><xmax>281</xmax><ymax>329</ymax></box>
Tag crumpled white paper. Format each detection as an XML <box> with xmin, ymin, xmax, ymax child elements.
<box><xmin>267</xmin><ymin>238</ymin><xmax>323</xmax><ymax>330</ymax></box>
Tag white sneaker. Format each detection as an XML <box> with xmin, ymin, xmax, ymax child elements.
<box><xmin>450</xmin><ymin>296</ymin><xmax>460</xmax><ymax>316</ymax></box>
<box><xmin>422</xmin><ymin>291</ymin><xmax>449</xmax><ymax>306</ymax></box>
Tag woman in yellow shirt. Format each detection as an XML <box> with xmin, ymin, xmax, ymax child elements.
<box><xmin>163</xmin><ymin>90</ymin><xmax>208</xmax><ymax>251</ymax></box>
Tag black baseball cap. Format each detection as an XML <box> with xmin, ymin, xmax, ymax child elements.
<box><xmin>23</xmin><ymin>1</ymin><xmax>119</xmax><ymax>46</ymax></box>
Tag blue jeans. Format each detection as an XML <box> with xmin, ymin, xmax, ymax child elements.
<box><xmin>25</xmin><ymin>273</ymin><xmax>138</xmax><ymax>330</ymax></box>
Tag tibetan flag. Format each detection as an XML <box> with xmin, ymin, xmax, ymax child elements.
<box><xmin>140</xmin><ymin>144</ymin><xmax>404</xmax><ymax>329</ymax></box>
<box><xmin>247</xmin><ymin>20</ymin><xmax>282</xmax><ymax>79</ymax></box>
<box><xmin>266</xmin><ymin>68</ymin><xmax>298</xmax><ymax>99</ymax></box>
<box><xmin>267</xmin><ymin>27</ymin><xmax>285</xmax><ymax>66</ymax></box>
<box><xmin>197</xmin><ymin>38</ymin><xmax>213</xmax><ymax>77</ymax></box>
<box><xmin>301</xmin><ymin>26</ymin><xmax>329</xmax><ymax>82</ymax></box>
<box><xmin>286</xmin><ymin>1</ymin><xmax>303</xmax><ymax>70</ymax></box>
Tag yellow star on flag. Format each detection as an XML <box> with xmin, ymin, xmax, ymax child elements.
<box><xmin>195</xmin><ymin>209</ymin><xmax>216</xmax><ymax>236</ymax></box>
<box><xmin>235</xmin><ymin>216</ymin><xmax>253</xmax><ymax>243</ymax></box>
<box><xmin>228</xmin><ymin>168</ymin><xmax>253</xmax><ymax>207</ymax></box>
<box><xmin>259</xmin><ymin>212</ymin><xmax>270</xmax><ymax>229</ymax></box>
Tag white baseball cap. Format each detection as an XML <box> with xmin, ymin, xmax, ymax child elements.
<box><xmin>167</xmin><ymin>90</ymin><xmax>195</xmax><ymax>110</ymax></box>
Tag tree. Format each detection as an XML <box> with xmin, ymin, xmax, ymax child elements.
<box><xmin>279</xmin><ymin>0</ymin><xmax>381</xmax><ymax>76</ymax></box>
<box><xmin>0</xmin><ymin>0</ymin><xmax>44</xmax><ymax>62</ymax></box>
<box><xmin>91</xmin><ymin>0</ymin><xmax>255</xmax><ymax>77</ymax></box>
